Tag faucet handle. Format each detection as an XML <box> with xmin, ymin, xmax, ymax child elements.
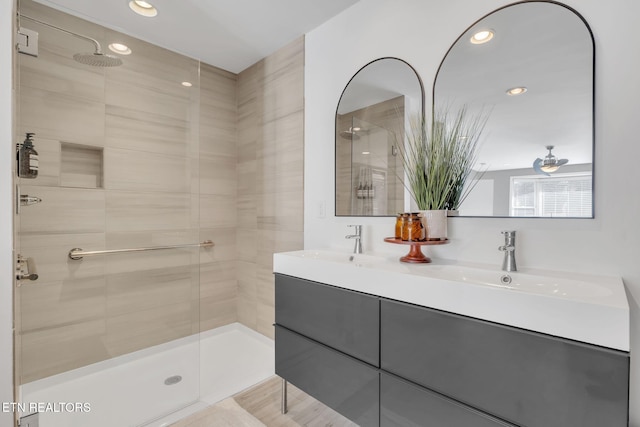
<box><xmin>501</xmin><ymin>230</ymin><xmax>516</xmax><ymax>242</ymax></box>
<box><xmin>348</xmin><ymin>224</ymin><xmax>362</xmax><ymax>234</ymax></box>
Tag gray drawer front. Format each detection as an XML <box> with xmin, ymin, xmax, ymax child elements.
<box><xmin>275</xmin><ymin>326</ymin><xmax>379</xmax><ymax>427</ymax></box>
<box><xmin>381</xmin><ymin>299</ymin><xmax>629</xmax><ymax>427</ymax></box>
<box><xmin>275</xmin><ymin>273</ymin><xmax>379</xmax><ymax>366</ymax></box>
<box><xmin>381</xmin><ymin>372</ymin><xmax>515</xmax><ymax>427</ymax></box>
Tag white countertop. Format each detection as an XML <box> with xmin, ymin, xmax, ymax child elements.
<box><xmin>273</xmin><ymin>250</ymin><xmax>630</xmax><ymax>351</ymax></box>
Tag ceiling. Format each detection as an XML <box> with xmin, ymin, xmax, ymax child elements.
<box><xmin>33</xmin><ymin>0</ymin><xmax>360</xmax><ymax>73</ymax></box>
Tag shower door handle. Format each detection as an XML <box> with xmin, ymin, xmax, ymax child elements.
<box><xmin>16</xmin><ymin>255</ymin><xmax>39</xmax><ymax>282</ymax></box>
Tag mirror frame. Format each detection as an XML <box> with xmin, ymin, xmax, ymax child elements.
<box><xmin>432</xmin><ymin>0</ymin><xmax>596</xmax><ymax>219</ymax></box>
<box><xmin>335</xmin><ymin>57</ymin><xmax>425</xmax><ymax>217</ymax></box>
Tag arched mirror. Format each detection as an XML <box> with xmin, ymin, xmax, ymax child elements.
<box><xmin>434</xmin><ymin>1</ymin><xmax>594</xmax><ymax>218</ymax></box>
<box><xmin>335</xmin><ymin>58</ymin><xmax>424</xmax><ymax>216</ymax></box>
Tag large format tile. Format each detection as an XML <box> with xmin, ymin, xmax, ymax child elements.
<box><xmin>105</xmin><ymin>65</ymin><xmax>194</xmax><ymax>122</ymax></box>
<box><xmin>20</xmin><ymin>276</ymin><xmax>107</xmax><ymax>333</ymax></box>
<box><xmin>18</xmin><ymin>35</ymin><xmax>105</xmax><ymax>102</ymax></box>
<box><xmin>19</xmin><ymin>232</ymin><xmax>106</xmax><ymax>283</ymax></box>
<box><xmin>104</xmin><ymin>230</ymin><xmax>200</xmax><ymax>275</ymax></box>
<box><xmin>104</xmin><ymin>147</ymin><xmax>191</xmax><ymax>193</ymax></box>
<box><xmin>106</xmin><ymin>190</ymin><xmax>193</xmax><ymax>232</ymax></box>
<box><xmin>18</xmin><ymin>186</ymin><xmax>105</xmax><ymax>235</ymax></box>
<box><xmin>199</xmin><ymin>195</ymin><xmax>237</xmax><ymax>229</ymax></box>
<box><xmin>199</xmin><ymin>227</ymin><xmax>237</xmax><ymax>264</ymax></box>
<box><xmin>106</xmin><ymin>264</ymin><xmax>196</xmax><ymax>317</ymax></box>
<box><xmin>20</xmin><ymin>319</ymin><xmax>108</xmax><ymax>383</ymax></box>
<box><xmin>105</xmin><ymin>105</ymin><xmax>192</xmax><ymax>157</ymax></box>
<box><xmin>19</xmin><ymin>85</ymin><xmax>105</xmax><ymax>146</ymax></box>
<box><xmin>200</xmin><ymin>153</ymin><xmax>238</xmax><ymax>196</ymax></box>
<box><xmin>200</xmin><ymin>261</ymin><xmax>237</xmax><ymax>331</ymax></box>
<box><xmin>235</xmin><ymin>38</ymin><xmax>304</xmax><ymax>338</ymax></box>
<box><xmin>106</xmin><ymin>302</ymin><xmax>193</xmax><ymax>358</ymax></box>
<box><xmin>260</xmin><ymin>37</ymin><xmax>304</xmax><ymax>124</ymax></box>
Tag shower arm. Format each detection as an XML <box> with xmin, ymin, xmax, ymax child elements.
<box><xmin>19</xmin><ymin>14</ymin><xmax>104</xmax><ymax>54</ymax></box>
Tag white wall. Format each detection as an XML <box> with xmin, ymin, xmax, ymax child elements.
<box><xmin>1</xmin><ymin>1</ymin><xmax>15</xmax><ymax>426</ymax></box>
<box><xmin>305</xmin><ymin>0</ymin><xmax>640</xmax><ymax>424</ymax></box>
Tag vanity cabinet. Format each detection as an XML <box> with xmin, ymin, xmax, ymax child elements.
<box><xmin>275</xmin><ymin>273</ymin><xmax>379</xmax><ymax>365</ymax></box>
<box><xmin>275</xmin><ymin>274</ymin><xmax>380</xmax><ymax>426</ymax></box>
<box><xmin>380</xmin><ymin>372</ymin><xmax>514</xmax><ymax>427</ymax></box>
<box><xmin>275</xmin><ymin>326</ymin><xmax>380</xmax><ymax>426</ymax></box>
<box><xmin>381</xmin><ymin>299</ymin><xmax>629</xmax><ymax>427</ymax></box>
<box><xmin>274</xmin><ymin>274</ymin><xmax>630</xmax><ymax>427</ymax></box>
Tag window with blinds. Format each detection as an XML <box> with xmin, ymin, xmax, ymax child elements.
<box><xmin>510</xmin><ymin>173</ymin><xmax>592</xmax><ymax>217</ymax></box>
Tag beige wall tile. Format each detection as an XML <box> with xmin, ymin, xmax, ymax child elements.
<box><xmin>199</xmin><ymin>195</ymin><xmax>237</xmax><ymax>229</ymax></box>
<box><xmin>237</xmin><ymin>261</ymin><xmax>257</xmax><ymax>330</ymax></box>
<box><xmin>105</xmin><ymin>106</ymin><xmax>191</xmax><ymax>157</ymax></box>
<box><xmin>20</xmin><ymin>276</ymin><xmax>107</xmax><ymax>332</ymax></box>
<box><xmin>104</xmin><ymin>230</ymin><xmax>200</xmax><ymax>275</ymax></box>
<box><xmin>105</xmin><ymin>70</ymin><xmax>193</xmax><ymax>122</ymax></box>
<box><xmin>261</xmin><ymin>38</ymin><xmax>304</xmax><ymax>124</ymax></box>
<box><xmin>200</xmin><ymin>153</ymin><xmax>237</xmax><ymax>196</ymax></box>
<box><xmin>20</xmin><ymin>319</ymin><xmax>108</xmax><ymax>383</ymax></box>
<box><xmin>18</xmin><ymin>36</ymin><xmax>105</xmax><ymax>102</ymax></box>
<box><xmin>19</xmin><ymin>186</ymin><xmax>105</xmax><ymax>235</ymax></box>
<box><xmin>200</xmin><ymin>261</ymin><xmax>237</xmax><ymax>331</ymax></box>
<box><xmin>19</xmin><ymin>232</ymin><xmax>106</xmax><ymax>283</ymax></box>
<box><xmin>106</xmin><ymin>190</ymin><xmax>193</xmax><ymax>232</ymax></box>
<box><xmin>106</xmin><ymin>302</ymin><xmax>193</xmax><ymax>358</ymax></box>
<box><xmin>235</xmin><ymin>37</ymin><xmax>304</xmax><ymax>337</ymax></box>
<box><xmin>199</xmin><ymin>227</ymin><xmax>237</xmax><ymax>264</ymax></box>
<box><xmin>19</xmin><ymin>85</ymin><xmax>105</xmax><ymax>146</ymax></box>
<box><xmin>104</xmin><ymin>148</ymin><xmax>191</xmax><ymax>193</ymax></box>
<box><xmin>106</xmin><ymin>265</ymin><xmax>196</xmax><ymax>317</ymax></box>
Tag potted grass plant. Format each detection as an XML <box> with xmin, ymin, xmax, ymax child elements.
<box><xmin>397</xmin><ymin>106</ymin><xmax>488</xmax><ymax>239</ymax></box>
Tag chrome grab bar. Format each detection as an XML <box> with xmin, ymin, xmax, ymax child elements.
<box><xmin>68</xmin><ymin>240</ymin><xmax>215</xmax><ymax>261</ymax></box>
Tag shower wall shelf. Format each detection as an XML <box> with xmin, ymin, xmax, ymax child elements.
<box><xmin>68</xmin><ymin>240</ymin><xmax>215</xmax><ymax>260</ymax></box>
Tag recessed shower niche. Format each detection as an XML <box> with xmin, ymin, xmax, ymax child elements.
<box><xmin>60</xmin><ymin>142</ymin><xmax>103</xmax><ymax>188</ymax></box>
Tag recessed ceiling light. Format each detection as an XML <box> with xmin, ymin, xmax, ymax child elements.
<box><xmin>506</xmin><ymin>87</ymin><xmax>528</xmax><ymax>96</ymax></box>
<box><xmin>181</xmin><ymin>81</ymin><xmax>193</xmax><ymax>87</ymax></box>
<box><xmin>362</xmin><ymin>151</ymin><xmax>370</xmax><ymax>155</ymax></box>
<box><xmin>129</xmin><ymin>0</ymin><xmax>158</xmax><ymax>17</ymax></box>
<box><xmin>108</xmin><ymin>43</ymin><xmax>132</xmax><ymax>55</ymax></box>
<box><xmin>470</xmin><ymin>30</ymin><xmax>494</xmax><ymax>44</ymax></box>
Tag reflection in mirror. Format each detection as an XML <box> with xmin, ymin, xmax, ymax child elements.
<box><xmin>434</xmin><ymin>1</ymin><xmax>594</xmax><ymax>217</ymax></box>
<box><xmin>336</xmin><ymin>58</ymin><xmax>423</xmax><ymax>216</ymax></box>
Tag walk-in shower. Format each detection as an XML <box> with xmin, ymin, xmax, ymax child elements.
<box><xmin>13</xmin><ymin>1</ymin><xmax>274</xmax><ymax>426</ymax></box>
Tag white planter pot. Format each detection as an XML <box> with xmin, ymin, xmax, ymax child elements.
<box><xmin>419</xmin><ymin>210</ymin><xmax>448</xmax><ymax>241</ymax></box>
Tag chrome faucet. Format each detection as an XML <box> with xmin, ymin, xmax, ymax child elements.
<box><xmin>498</xmin><ymin>230</ymin><xmax>517</xmax><ymax>272</ymax></box>
<box><xmin>345</xmin><ymin>225</ymin><xmax>363</xmax><ymax>254</ymax></box>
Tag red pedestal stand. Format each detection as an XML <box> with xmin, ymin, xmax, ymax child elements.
<box><xmin>383</xmin><ymin>237</ymin><xmax>449</xmax><ymax>263</ymax></box>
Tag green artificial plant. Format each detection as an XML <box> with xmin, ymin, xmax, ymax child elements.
<box><xmin>397</xmin><ymin>106</ymin><xmax>489</xmax><ymax>211</ymax></box>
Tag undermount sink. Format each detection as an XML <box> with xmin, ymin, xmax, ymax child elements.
<box><xmin>273</xmin><ymin>249</ymin><xmax>629</xmax><ymax>351</ymax></box>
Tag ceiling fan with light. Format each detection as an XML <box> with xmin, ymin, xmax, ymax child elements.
<box><xmin>533</xmin><ymin>145</ymin><xmax>568</xmax><ymax>176</ymax></box>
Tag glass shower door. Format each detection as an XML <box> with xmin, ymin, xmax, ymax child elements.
<box><xmin>15</xmin><ymin>1</ymin><xmax>202</xmax><ymax>425</ymax></box>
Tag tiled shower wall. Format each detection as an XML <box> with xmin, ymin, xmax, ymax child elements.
<box><xmin>237</xmin><ymin>38</ymin><xmax>305</xmax><ymax>339</ymax></box>
<box><xmin>16</xmin><ymin>1</ymin><xmax>239</xmax><ymax>383</ymax></box>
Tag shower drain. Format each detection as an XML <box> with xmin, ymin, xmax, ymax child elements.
<box><xmin>164</xmin><ymin>375</ymin><xmax>182</xmax><ymax>386</ymax></box>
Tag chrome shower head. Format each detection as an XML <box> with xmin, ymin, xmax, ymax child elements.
<box><xmin>73</xmin><ymin>52</ymin><xmax>123</xmax><ymax>67</ymax></box>
<box><xmin>20</xmin><ymin>15</ymin><xmax>124</xmax><ymax>68</ymax></box>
